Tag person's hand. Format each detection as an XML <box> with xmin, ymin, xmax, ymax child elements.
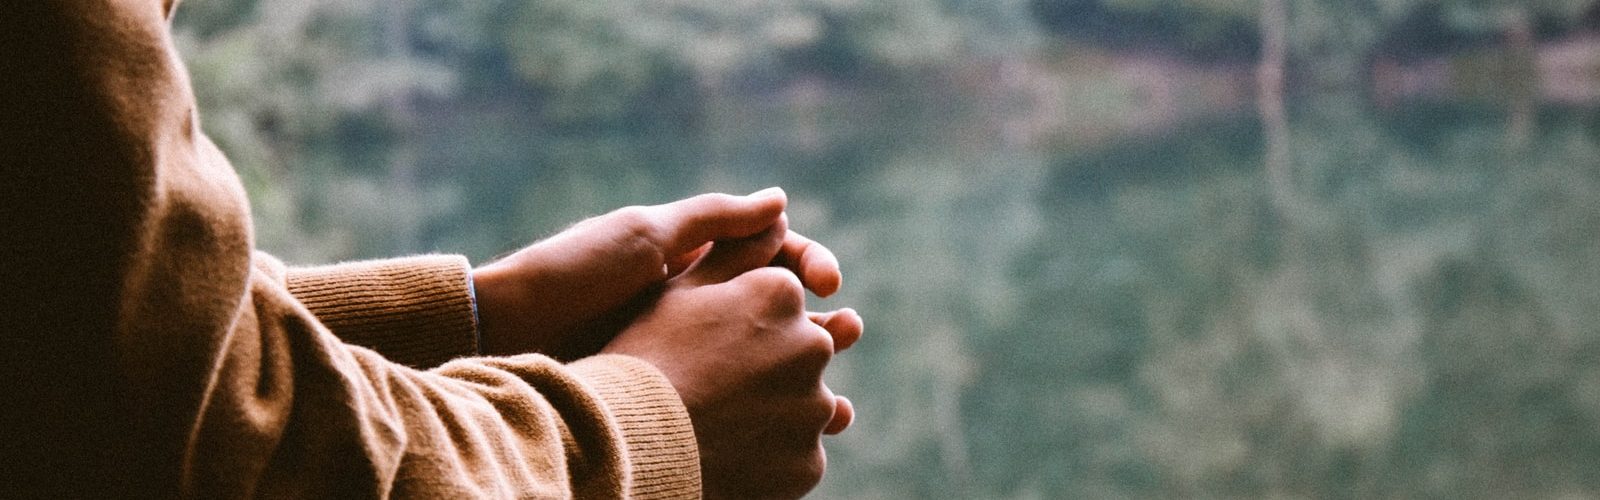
<box><xmin>603</xmin><ymin>217</ymin><xmax>862</xmax><ymax>499</ymax></box>
<box><xmin>471</xmin><ymin>188</ymin><xmax>843</xmax><ymax>359</ymax></box>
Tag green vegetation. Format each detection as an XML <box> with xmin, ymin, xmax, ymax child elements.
<box><xmin>175</xmin><ymin>0</ymin><xmax>1600</xmax><ymax>496</ymax></box>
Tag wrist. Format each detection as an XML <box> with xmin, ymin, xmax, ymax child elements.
<box><xmin>470</xmin><ymin>263</ymin><xmax>540</xmax><ymax>356</ymax></box>
<box><xmin>466</xmin><ymin>265</ymin><xmax>483</xmax><ymax>354</ymax></box>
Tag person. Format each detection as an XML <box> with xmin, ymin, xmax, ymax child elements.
<box><xmin>0</xmin><ymin>0</ymin><xmax>861</xmax><ymax>498</ymax></box>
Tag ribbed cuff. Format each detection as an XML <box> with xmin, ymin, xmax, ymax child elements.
<box><xmin>567</xmin><ymin>355</ymin><xmax>702</xmax><ymax>499</ymax></box>
<box><xmin>285</xmin><ymin>255</ymin><xmax>479</xmax><ymax>368</ymax></box>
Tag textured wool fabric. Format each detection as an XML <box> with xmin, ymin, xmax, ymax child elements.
<box><xmin>0</xmin><ymin>0</ymin><xmax>700</xmax><ymax>497</ymax></box>
<box><xmin>276</xmin><ymin>255</ymin><xmax>482</xmax><ymax>369</ymax></box>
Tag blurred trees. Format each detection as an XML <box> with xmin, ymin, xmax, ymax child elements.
<box><xmin>930</xmin><ymin>100</ymin><xmax>1600</xmax><ymax>497</ymax></box>
<box><xmin>1030</xmin><ymin>0</ymin><xmax>1262</xmax><ymax>59</ymax></box>
<box><xmin>175</xmin><ymin>0</ymin><xmax>1600</xmax><ymax>253</ymax></box>
<box><xmin>175</xmin><ymin>0</ymin><xmax>1044</xmax><ymax>262</ymax></box>
<box><xmin>487</xmin><ymin>0</ymin><xmax>1043</xmax><ymax>121</ymax></box>
<box><xmin>170</xmin><ymin>0</ymin><xmax>1600</xmax><ymax>498</ymax></box>
<box><xmin>1031</xmin><ymin>0</ymin><xmax>1598</xmax><ymax>86</ymax></box>
<box><xmin>175</xmin><ymin>0</ymin><xmax>460</xmax><ymax>261</ymax></box>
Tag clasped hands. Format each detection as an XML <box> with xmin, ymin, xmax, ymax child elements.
<box><xmin>471</xmin><ymin>187</ymin><xmax>860</xmax><ymax>499</ymax></box>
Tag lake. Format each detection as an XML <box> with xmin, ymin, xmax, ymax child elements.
<box><xmin>257</xmin><ymin>71</ymin><xmax>1600</xmax><ymax>498</ymax></box>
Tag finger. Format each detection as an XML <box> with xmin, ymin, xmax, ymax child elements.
<box><xmin>808</xmin><ymin>308</ymin><xmax>863</xmax><ymax>353</ymax></box>
<box><xmin>773</xmin><ymin>230</ymin><xmax>842</xmax><ymax>297</ymax></box>
<box><xmin>649</xmin><ymin>188</ymin><xmax>787</xmax><ymax>257</ymax></box>
<box><xmin>677</xmin><ymin>215</ymin><xmax>789</xmax><ymax>287</ymax></box>
<box><xmin>665</xmin><ymin>242</ymin><xmax>711</xmax><ymax>277</ymax></box>
<box><xmin>824</xmin><ymin>394</ymin><xmax>854</xmax><ymax>435</ymax></box>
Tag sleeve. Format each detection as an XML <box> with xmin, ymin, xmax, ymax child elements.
<box><xmin>263</xmin><ymin>254</ymin><xmax>482</xmax><ymax>368</ymax></box>
<box><xmin>0</xmin><ymin>1</ymin><xmax>701</xmax><ymax>498</ymax></box>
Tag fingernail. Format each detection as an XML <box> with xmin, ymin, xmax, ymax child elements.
<box><xmin>749</xmin><ymin>186</ymin><xmax>785</xmax><ymax>199</ymax></box>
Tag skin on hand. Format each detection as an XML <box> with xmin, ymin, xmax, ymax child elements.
<box><xmin>602</xmin><ymin>217</ymin><xmax>862</xmax><ymax>500</ymax></box>
<box><xmin>471</xmin><ymin>188</ymin><xmax>843</xmax><ymax>359</ymax></box>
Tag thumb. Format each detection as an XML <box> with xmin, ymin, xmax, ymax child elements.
<box><xmin>650</xmin><ymin>188</ymin><xmax>787</xmax><ymax>257</ymax></box>
<box><xmin>676</xmin><ymin>214</ymin><xmax>789</xmax><ymax>287</ymax></box>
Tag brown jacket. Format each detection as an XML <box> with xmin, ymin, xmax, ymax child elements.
<box><xmin>0</xmin><ymin>1</ymin><xmax>699</xmax><ymax>497</ymax></box>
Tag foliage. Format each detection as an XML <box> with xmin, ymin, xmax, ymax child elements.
<box><xmin>1031</xmin><ymin>0</ymin><xmax>1597</xmax><ymax>83</ymax></box>
<box><xmin>171</xmin><ymin>0</ymin><xmax>1600</xmax><ymax>497</ymax></box>
<box><xmin>175</xmin><ymin>0</ymin><xmax>460</xmax><ymax>261</ymax></box>
<box><xmin>488</xmin><ymin>0</ymin><xmax>1040</xmax><ymax>121</ymax></box>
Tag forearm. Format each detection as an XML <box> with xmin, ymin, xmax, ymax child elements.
<box><xmin>197</xmin><ymin>270</ymin><xmax>700</xmax><ymax>497</ymax></box>
<box><xmin>0</xmin><ymin>0</ymin><xmax>702</xmax><ymax>495</ymax></box>
<box><xmin>274</xmin><ymin>254</ymin><xmax>481</xmax><ymax>368</ymax></box>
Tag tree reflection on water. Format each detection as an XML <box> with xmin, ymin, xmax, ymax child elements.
<box><xmin>800</xmin><ymin>92</ymin><xmax>1600</xmax><ymax>497</ymax></box>
<box><xmin>180</xmin><ymin>1</ymin><xmax>1600</xmax><ymax>493</ymax></box>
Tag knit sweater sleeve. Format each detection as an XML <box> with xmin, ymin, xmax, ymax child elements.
<box><xmin>266</xmin><ymin>255</ymin><xmax>481</xmax><ymax>368</ymax></box>
<box><xmin>0</xmin><ymin>0</ymin><xmax>701</xmax><ymax>497</ymax></box>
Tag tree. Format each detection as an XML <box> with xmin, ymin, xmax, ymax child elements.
<box><xmin>174</xmin><ymin>0</ymin><xmax>459</xmax><ymax>261</ymax></box>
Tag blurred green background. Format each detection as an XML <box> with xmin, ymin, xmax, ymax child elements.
<box><xmin>175</xmin><ymin>0</ymin><xmax>1600</xmax><ymax>497</ymax></box>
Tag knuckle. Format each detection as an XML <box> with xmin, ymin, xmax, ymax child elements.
<box><xmin>741</xmin><ymin>267</ymin><xmax>805</xmax><ymax>306</ymax></box>
<box><xmin>798</xmin><ymin>329</ymin><xmax>835</xmax><ymax>363</ymax></box>
<box><xmin>608</xmin><ymin>205</ymin><xmax>657</xmax><ymax>237</ymax></box>
<box><xmin>772</xmin><ymin>446</ymin><xmax>826</xmax><ymax>498</ymax></box>
<box><xmin>805</xmin><ymin>390</ymin><xmax>836</xmax><ymax>427</ymax></box>
<box><xmin>797</xmin><ymin>445</ymin><xmax>826</xmax><ymax>492</ymax></box>
<box><xmin>763</xmin><ymin>268</ymin><xmax>806</xmax><ymax>302</ymax></box>
<box><xmin>608</xmin><ymin>205</ymin><xmax>664</xmax><ymax>258</ymax></box>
